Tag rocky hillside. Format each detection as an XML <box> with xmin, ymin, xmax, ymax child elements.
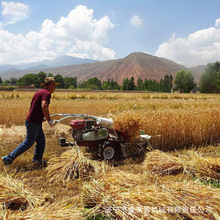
<box><xmin>0</xmin><ymin>52</ymin><xmax>188</xmax><ymax>85</ymax></box>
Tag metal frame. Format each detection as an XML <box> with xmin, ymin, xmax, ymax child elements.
<box><xmin>51</xmin><ymin>113</ymin><xmax>99</xmax><ymax>123</ymax></box>
<box><xmin>51</xmin><ymin>113</ymin><xmax>119</xmax><ymax>139</ymax></box>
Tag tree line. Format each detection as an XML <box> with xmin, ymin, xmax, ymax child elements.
<box><xmin>0</xmin><ymin>72</ymin><xmax>77</xmax><ymax>89</ymax></box>
<box><xmin>0</xmin><ymin>73</ymin><xmax>174</xmax><ymax>92</ymax></box>
<box><xmin>0</xmin><ymin>62</ymin><xmax>219</xmax><ymax>93</ymax></box>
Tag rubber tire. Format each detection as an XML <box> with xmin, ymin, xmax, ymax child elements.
<box><xmin>102</xmin><ymin>144</ymin><xmax>118</xmax><ymax>160</ymax></box>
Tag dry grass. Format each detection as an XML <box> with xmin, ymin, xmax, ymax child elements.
<box><xmin>81</xmin><ymin>169</ymin><xmax>220</xmax><ymax>220</ymax></box>
<box><xmin>0</xmin><ymin>174</ymin><xmax>45</xmax><ymax>211</ymax></box>
<box><xmin>185</xmin><ymin>151</ymin><xmax>220</xmax><ymax>180</ymax></box>
<box><xmin>46</xmin><ymin>147</ymin><xmax>109</xmax><ymax>183</ymax></box>
<box><xmin>20</xmin><ymin>202</ymin><xmax>85</xmax><ymax>220</ymax></box>
<box><xmin>81</xmin><ymin>171</ymin><xmax>177</xmax><ymax>220</ymax></box>
<box><xmin>142</xmin><ymin>149</ymin><xmax>220</xmax><ymax>181</ymax></box>
<box><xmin>142</xmin><ymin>150</ymin><xmax>185</xmax><ymax>175</ymax></box>
<box><xmin>1</xmin><ymin>142</ymin><xmax>220</xmax><ymax>219</ymax></box>
<box><xmin>161</xmin><ymin>181</ymin><xmax>220</xmax><ymax>220</ymax></box>
<box><xmin>0</xmin><ymin>200</ymin><xmax>85</xmax><ymax>220</ymax></box>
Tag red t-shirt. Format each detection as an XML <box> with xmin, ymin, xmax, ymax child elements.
<box><xmin>26</xmin><ymin>89</ymin><xmax>51</xmax><ymax>125</ymax></box>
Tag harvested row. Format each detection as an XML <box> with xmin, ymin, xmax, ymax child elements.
<box><xmin>80</xmin><ymin>170</ymin><xmax>220</xmax><ymax>220</ymax></box>
<box><xmin>184</xmin><ymin>151</ymin><xmax>220</xmax><ymax>180</ymax></box>
<box><xmin>46</xmin><ymin>149</ymin><xmax>220</xmax><ymax>219</ymax></box>
<box><xmin>160</xmin><ymin>181</ymin><xmax>220</xmax><ymax>220</ymax></box>
<box><xmin>142</xmin><ymin>150</ymin><xmax>185</xmax><ymax>175</ymax></box>
<box><xmin>142</xmin><ymin>150</ymin><xmax>220</xmax><ymax>181</ymax></box>
<box><xmin>1</xmin><ymin>146</ymin><xmax>220</xmax><ymax>220</ymax></box>
<box><xmin>81</xmin><ymin>171</ymin><xmax>177</xmax><ymax>220</ymax></box>
<box><xmin>19</xmin><ymin>203</ymin><xmax>85</xmax><ymax>220</ymax></box>
<box><xmin>0</xmin><ymin>174</ymin><xmax>84</xmax><ymax>220</ymax></box>
<box><xmin>0</xmin><ymin>174</ymin><xmax>45</xmax><ymax>211</ymax></box>
<box><xmin>46</xmin><ymin>148</ymin><xmax>110</xmax><ymax>183</ymax></box>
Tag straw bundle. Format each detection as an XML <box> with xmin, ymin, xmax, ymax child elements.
<box><xmin>142</xmin><ymin>150</ymin><xmax>185</xmax><ymax>175</ymax></box>
<box><xmin>46</xmin><ymin>148</ymin><xmax>108</xmax><ymax>183</ymax></box>
<box><xmin>112</xmin><ymin>111</ymin><xmax>143</xmax><ymax>142</ymax></box>
<box><xmin>20</xmin><ymin>203</ymin><xmax>85</xmax><ymax>220</ymax></box>
<box><xmin>81</xmin><ymin>171</ymin><xmax>177</xmax><ymax>220</ymax></box>
<box><xmin>185</xmin><ymin>152</ymin><xmax>220</xmax><ymax>180</ymax></box>
<box><xmin>0</xmin><ymin>174</ymin><xmax>44</xmax><ymax>210</ymax></box>
<box><xmin>82</xmin><ymin>170</ymin><xmax>220</xmax><ymax>220</ymax></box>
<box><xmin>161</xmin><ymin>181</ymin><xmax>220</xmax><ymax>220</ymax></box>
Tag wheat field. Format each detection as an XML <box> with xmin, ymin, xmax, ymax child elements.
<box><xmin>0</xmin><ymin>91</ymin><xmax>220</xmax><ymax>219</ymax></box>
<box><xmin>0</xmin><ymin>91</ymin><xmax>219</xmax><ymax>150</ymax></box>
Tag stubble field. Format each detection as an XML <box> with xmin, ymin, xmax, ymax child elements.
<box><xmin>0</xmin><ymin>91</ymin><xmax>220</xmax><ymax>220</ymax></box>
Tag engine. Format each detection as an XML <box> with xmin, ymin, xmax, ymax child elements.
<box><xmin>69</xmin><ymin>119</ymin><xmax>109</xmax><ymax>142</ymax></box>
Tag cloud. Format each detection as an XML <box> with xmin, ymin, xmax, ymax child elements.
<box><xmin>155</xmin><ymin>18</ymin><xmax>220</xmax><ymax>67</ymax></box>
<box><xmin>67</xmin><ymin>40</ymin><xmax>115</xmax><ymax>60</ymax></box>
<box><xmin>0</xmin><ymin>5</ymin><xmax>115</xmax><ymax>64</ymax></box>
<box><xmin>130</xmin><ymin>15</ymin><xmax>142</xmax><ymax>28</ymax></box>
<box><xmin>1</xmin><ymin>1</ymin><xmax>29</xmax><ymax>26</ymax></box>
<box><xmin>215</xmin><ymin>18</ymin><xmax>220</xmax><ymax>28</ymax></box>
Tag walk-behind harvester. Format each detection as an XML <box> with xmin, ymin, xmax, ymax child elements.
<box><xmin>51</xmin><ymin>113</ymin><xmax>152</xmax><ymax>160</ymax></box>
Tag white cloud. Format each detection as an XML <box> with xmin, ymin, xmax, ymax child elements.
<box><xmin>0</xmin><ymin>5</ymin><xmax>115</xmax><ymax>64</ymax></box>
<box><xmin>155</xmin><ymin>18</ymin><xmax>220</xmax><ymax>67</ymax></box>
<box><xmin>130</xmin><ymin>15</ymin><xmax>142</xmax><ymax>28</ymax></box>
<box><xmin>67</xmin><ymin>40</ymin><xmax>115</xmax><ymax>60</ymax></box>
<box><xmin>1</xmin><ymin>1</ymin><xmax>29</xmax><ymax>26</ymax></box>
<box><xmin>215</xmin><ymin>18</ymin><xmax>220</xmax><ymax>28</ymax></box>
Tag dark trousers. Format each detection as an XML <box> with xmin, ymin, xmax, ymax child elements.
<box><xmin>8</xmin><ymin>120</ymin><xmax>45</xmax><ymax>162</ymax></box>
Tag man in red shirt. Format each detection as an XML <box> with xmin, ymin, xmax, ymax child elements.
<box><xmin>2</xmin><ymin>77</ymin><xmax>59</xmax><ymax>167</ymax></box>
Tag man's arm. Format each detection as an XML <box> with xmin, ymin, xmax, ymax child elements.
<box><xmin>42</xmin><ymin>100</ymin><xmax>51</xmax><ymax>122</ymax></box>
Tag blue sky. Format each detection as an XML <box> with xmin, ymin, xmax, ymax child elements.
<box><xmin>0</xmin><ymin>0</ymin><xmax>220</xmax><ymax>67</ymax></box>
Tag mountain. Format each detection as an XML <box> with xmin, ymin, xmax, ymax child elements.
<box><xmin>42</xmin><ymin>55</ymin><xmax>97</xmax><ymax>67</ymax></box>
<box><xmin>0</xmin><ymin>64</ymin><xmax>16</xmax><ymax>72</ymax></box>
<box><xmin>0</xmin><ymin>52</ymin><xmax>187</xmax><ymax>84</ymax></box>
<box><xmin>0</xmin><ymin>55</ymin><xmax>97</xmax><ymax>73</ymax></box>
<box><xmin>189</xmin><ymin>64</ymin><xmax>208</xmax><ymax>82</ymax></box>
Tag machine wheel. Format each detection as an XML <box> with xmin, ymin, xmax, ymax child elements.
<box><xmin>101</xmin><ymin>143</ymin><xmax>119</xmax><ymax>160</ymax></box>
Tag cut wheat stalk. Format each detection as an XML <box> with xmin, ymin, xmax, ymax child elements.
<box><xmin>142</xmin><ymin>150</ymin><xmax>185</xmax><ymax>175</ymax></box>
<box><xmin>185</xmin><ymin>151</ymin><xmax>220</xmax><ymax>181</ymax></box>
<box><xmin>81</xmin><ymin>170</ymin><xmax>220</xmax><ymax>220</ymax></box>
<box><xmin>142</xmin><ymin>150</ymin><xmax>220</xmax><ymax>182</ymax></box>
<box><xmin>46</xmin><ymin>147</ymin><xmax>110</xmax><ymax>183</ymax></box>
<box><xmin>20</xmin><ymin>202</ymin><xmax>85</xmax><ymax>220</ymax></box>
<box><xmin>81</xmin><ymin>171</ymin><xmax>178</xmax><ymax>220</ymax></box>
<box><xmin>0</xmin><ymin>174</ymin><xmax>45</xmax><ymax>211</ymax></box>
<box><xmin>161</xmin><ymin>181</ymin><xmax>220</xmax><ymax>220</ymax></box>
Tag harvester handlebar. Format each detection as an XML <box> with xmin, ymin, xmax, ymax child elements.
<box><xmin>50</xmin><ymin>113</ymin><xmax>92</xmax><ymax>123</ymax></box>
<box><xmin>50</xmin><ymin>113</ymin><xmax>113</xmax><ymax>127</ymax></box>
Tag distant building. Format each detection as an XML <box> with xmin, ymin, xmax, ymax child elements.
<box><xmin>190</xmin><ymin>88</ymin><xmax>200</xmax><ymax>93</ymax></box>
<box><xmin>171</xmin><ymin>86</ymin><xmax>180</xmax><ymax>93</ymax></box>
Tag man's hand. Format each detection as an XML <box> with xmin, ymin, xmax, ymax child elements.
<box><xmin>48</xmin><ymin>120</ymin><xmax>56</xmax><ymax>127</ymax></box>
